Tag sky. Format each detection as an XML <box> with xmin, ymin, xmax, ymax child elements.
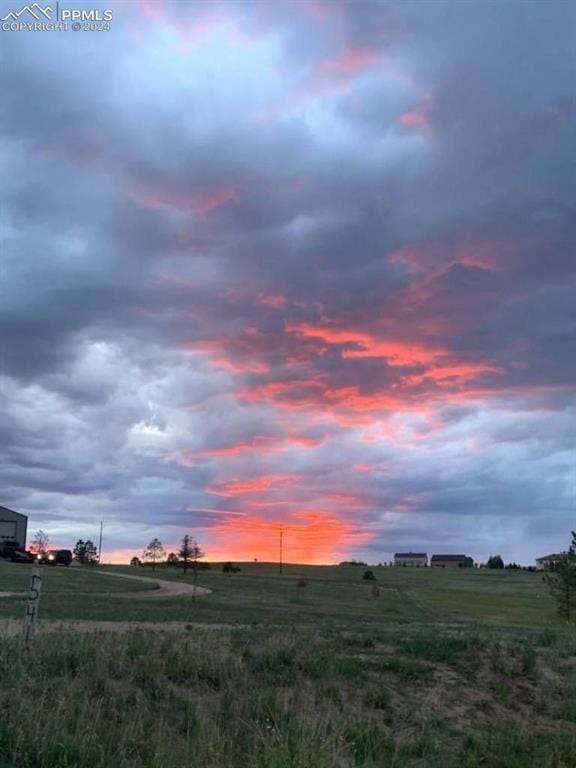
<box><xmin>0</xmin><ymin>0</ymin><xmax>574</xmax><ymax>566</ymax></box>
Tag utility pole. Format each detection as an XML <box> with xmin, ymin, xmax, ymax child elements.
<box><xmin>98</xmin><ymin>521</ymin><xmax>103</xmax><ymax>564</ymax></box>
<box><xmin>279</xmin><ymin>527</ymin><xmax>283</xmax><ymax>575</ymax></box>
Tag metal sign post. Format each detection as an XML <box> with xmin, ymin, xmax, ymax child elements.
<box><xmin>23</xmin><ymin>563</ymin><xmax>43</xmax><ymax>648</ymax></box>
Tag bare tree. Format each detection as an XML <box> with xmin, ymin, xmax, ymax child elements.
<box><xmin>179</xmin><ymin>535</ymin><xmax>205</xmax><ymax>599</ymax></box>
<box><xmin>143</xmin><ymin>538</ymin><xmax>166</xmax><ymax>572</ymax></box>
<box><xmin>31</xmin><ymin>530</ymin><xmax>49</xmax><ymax>555</ymax></box>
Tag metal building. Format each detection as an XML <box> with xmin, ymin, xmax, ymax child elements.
<box><xmin>0</xmin><ymin>505</ymin><xmax>28</xmax><ymax>549</ymax></box>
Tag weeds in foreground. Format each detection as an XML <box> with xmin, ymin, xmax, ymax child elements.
<box><xmin>0</xmin><ymin>627</ymin><xmax>575</xmax><ymax>768</ymax></box>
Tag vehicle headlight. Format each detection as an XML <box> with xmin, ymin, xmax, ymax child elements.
<box><xmin>48</xmin><ymin>554</ymin><xmax>55</xmax><ymax>561</ymax></box>
<box><xmin>36</xmin><ymin>554</ymin><xmax>43</xmax><ymax>560</ymax></box>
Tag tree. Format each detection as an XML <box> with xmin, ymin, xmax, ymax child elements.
<box><xmin>544</xmin><ymin>532</ymin><xmax>576</xmax><ymax>622</ymax></box>
<box><xmin>73</xmin><ymin>539</ymin><xmax>98</xmax><ymax>565</ymax></box>
<box><xmin>143</xmin><ymin>538</ymin><xmax>166</xmax><ymax>571</ymax></box>
<box><xmin>178</xmin><ymin>535</ymin><xmax>204</xmax><ymax>576</ymax></box>
<box><xmin>487</xmin><ymin>555</ymin><xmax>504</xmax><ymax>569</ymax></box>
<box><xmin>167</xmin><ymin>552</ymin><xmax>179</xmax><ymax>566</ymax></box>
<box><xmin>179</xmin><ymin>535</ymin><xmax>205</xmax><ymax>600</ymax></box>
<box><xmin>130</xmin><ymin>556</ymin><xmax>142</xmax><ymax>567</ymax></box>
<box><xmin>31</xmin><ymin>530</ymin><xmax>49</xmax><ymax>555</ymax></box>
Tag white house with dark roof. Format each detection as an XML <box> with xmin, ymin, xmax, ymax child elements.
<box><xmin>536</xmin><ymin>553</ymin><xmax>566</xmax><ymax>571</ymax></box>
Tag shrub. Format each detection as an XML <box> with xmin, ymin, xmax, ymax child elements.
<box><xmin>362</xmin><ymin>569</ymin><xmax>376</xmax><ymax>581</ymax></box>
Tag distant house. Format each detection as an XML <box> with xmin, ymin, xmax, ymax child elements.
<box><xmin>394</xmin><ymin>552</ymin><xmax>428</xmax><ymax>567</ymax></box>
<box><xmin>431</xmin><ymin>554</ymin><xmax>474</xmax><ymax>569</ymax></box>
<box><xmin>536</xmin><ymin>554</ymin><xmax>565</xmax><ymax>571</ymax></box>
<box><xmin>0</xmin><ymin>505</ymin><xmax>28</xmax><ymax>550</ymax></box>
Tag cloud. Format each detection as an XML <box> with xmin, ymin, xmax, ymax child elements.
<box><xmin>0</xmin><ymin>0</ymin><xmax>574</xmax><ymax>564</ymax></box>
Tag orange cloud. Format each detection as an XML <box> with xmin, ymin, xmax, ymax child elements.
<box><xmin>404</xmin><ymin>362</ymin><xmax>504</xmax><ymax>387</ymax></box>
<box><xmin>209</xmin><ymin>474</ymin><xmax>298</xmax><ymax>497</ymax></box>
<box><xmin>180</xmin><ymin>431</ymin><xmax>327</xmax><ymax>464</ymax></box>
<box><xmin>457</xmin><ymin>244</ymin><xmax>501</xmax><ymax>272</ymax></box>
<box><xmin>389</xmin><ymin>239</ymin><xmax>504</xmax><ymax>277</ymax></box>
<box><xmin>286</xmin><ymin>322</ymin><xmax>446</xmax><ymax>366</ymax></box>
<box><xmin>210</xmin><ymin>356</ymin><xmax>270</xmax><ymax>375</ymax></box>
<box><xmin>324</xmin><ymin>386</ymin><xmax>414</xmax><ymax>412</ymax></box>
<box><xmin>185</xmin><ymin>335</ymin><xmax>272</xmax><ymax>375</ymax></box>
<box><xmin>287</xmin><ymin>433</ymin><xmax>325</xmax><ymax>448</ymax></box>
<box><xmin>236</xmin><ymin>375</ymin><xmax>327</xmax><ymax>404</ymax></box>
<box><xmin>176</xmin><ymin>437</ymin><xmax>278</xmax><ymax>465</ymax></box>
<box><xmin>207</xmin><ymin>509</ymin><xmax>372</xmax><ymax>564</ymax></box>
<box><xmin>98</xmin><ymin>548</ymin><xmax>145</xmax><ymax>566</ymax></box>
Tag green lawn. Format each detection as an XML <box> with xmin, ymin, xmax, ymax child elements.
<box><xmin>0</xmin><ymin>562</ymin><xmax>156</xmax><ymax>594</ymax></box>
<box><xmin>0</xmin><ymin>561</ymin><xmax>563</xmax><ymax>629</ymax></box>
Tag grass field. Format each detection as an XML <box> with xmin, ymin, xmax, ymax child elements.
<box><xmin>1</xmin><ymin>561</ymin><xmax>575</xmax><ymax>767</ymax></box>
<box><xmin>0</xmin><ymin>561</ymin><xmax>561</xmax><ymax>628</ymax></box>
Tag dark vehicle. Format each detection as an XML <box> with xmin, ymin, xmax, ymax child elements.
<box><xmin>0</xmin><ymin>539</ymin><xmax>33</xmax><ymax>562</ymax></box>
<box><xmin>11</xmin><ymin>549</ymin><xmax>34</xmax><ymax>563</ymax></box>
<box><xmin>37</xmin><ymin>549</ymin><xmax>73</xmax><ymax>566</ymax></box>
<box><xmin>0</xmin><ymin>539</ymin><xmax>19</xmax><ymax>559</ymax></box>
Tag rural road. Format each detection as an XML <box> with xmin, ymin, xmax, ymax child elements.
<box><xmin>92</xmin><ymin>570</ymin><xmax>212</xmax><ymax>598</ymax></box>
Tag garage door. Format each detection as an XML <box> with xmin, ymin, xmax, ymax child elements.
<box><xmin>0</xmin><ymin>521</ymin><xmax>17</xmax><ymax>539</ymax></box>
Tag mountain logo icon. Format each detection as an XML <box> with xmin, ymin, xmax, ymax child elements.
<box><xmin>1</xmin><ymin>4</ymin><xmax>53</xmax><ymax>21</ymax></box>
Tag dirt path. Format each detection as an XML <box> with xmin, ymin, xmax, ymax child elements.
<box><xmin>0</xmin><ymin>571</ymin><xmax>211</xmax><ymax>600</ymax></box>
<box><xmin>90</xmin><ymin>570</ymin><xmax>212</xmax><ymax>599</ymax></box>
<box><xmin>0</xmin><ymin>619</ymin><xmax>238</xmax><ymax>637</ymax></box>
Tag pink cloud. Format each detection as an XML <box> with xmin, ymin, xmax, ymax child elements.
<box><xmin>132</xmin><ymin>182</ymin><xmax>237</xmax><ymax>215</ymax></box>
